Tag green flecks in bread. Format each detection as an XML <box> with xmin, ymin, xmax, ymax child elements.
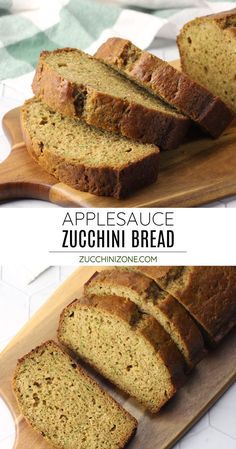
<box><xmin>58</xmin><ymin>295</ymin><xmax>186</xmax><ymax>413</ymax></box>
<box><xmin>32</xmin><ymin>48</ymin><xmax>190</xmax><ymax>150</ymax></box>
<box><xmin>84</xmin><ymin>269</ymin><xmax>205</xmax><ymax>368</ymax></box>
<box><xmin>21</xmin><ymin>98</ymin><xmax>160</xmax><ymax>199</ymax></box>
<box><xmin>95</xmin><ymin>37</ymin><xmax>233</xmax><ymax>138</ymax></box>
<box><xmin>13</xmin><ymin>340</ymin><xmax>137</xmax><ymax>449</ymax></box>
<box><xmin>177</xmin><ymin>9</ymin><xmax>236</xmax><ymax>114</ymax></box>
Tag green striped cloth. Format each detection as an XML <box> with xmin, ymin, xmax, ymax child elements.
<box><xmin>0</xmin><ymin>0</ymin><xmax>235</xmax><ymax>81</ymax></box>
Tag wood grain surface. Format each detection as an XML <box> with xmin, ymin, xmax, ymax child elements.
<box><xmin>1</xmin><ymin>60</ymin><xmax>236</xmax><ymax>207</ymax></box>
<box><xmin>0</xmin><ymin>266</ymin><xmax>236</xmax><ymax>449</ymax></box>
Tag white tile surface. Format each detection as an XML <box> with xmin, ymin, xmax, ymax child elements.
<box><xmin>209</xmin><ymin>383</ymin><xmax>236</xmax><ymax>439</ymax></box>
<box><xmin>225</xmin><ymin>198</ymin><xmax>236</xmax><ymax>208</ymax></box>
<box><xmin>29</xmin><ymin>281</ymin><xmax>62</xmax><ymax>316</ymax></box>
<box><xmin>0</xmin><ymin>281</ymin><xmax>29</xmax><ymax>342</ymax></box>
<box><xmin>180</xmin><ymin>426</ymin><xmax>236</xmax><ymax>449</ymax></box>
<box><xmin>0</xmin><ymin>96</ymin><xmax>23</xmax><ymax>137</ymax></box>
<box><xmin>183</xmin><ymin>413</ymin><xmax>209</xmax><ymax>438</ymax></box>
<box><xmin>0</xmin><ymin>338</ymin><xmax>11</xmax><ymax>353</ymax></box>
<box><xmin>0</xmin><ymin>266</ymin><xmax>235</xmax><ymax>449</ymax></box>
<box><xmin>59</xmin><ymin>266</ymin><xmax>76</xmax><ymax>281</ymax></box>
<box><xmin>202</xmin><ymin>201</ymin><xmax>226</xmax><ymax>208</ymax></box>
<box><xmin>0</xmin><ymin>398</ymin><xmax>15</xmax><ymax>442</ymax></box>
<box><xmin>0</xmin><ymin>433</ymin><xmax>15</xmax><ymax>449</ymax></box>
<box><xmin>2</xmin><ymin>200</ymin><xmax>60</xmax><ymax>207</ymax></box>
<box><xmin>0</xmin><ymin>134</ymin><xmax>11</xmax><ymax>163</ymax></box>
<box><xmin>2</xmin><ymin>265</ymin><xmax>60</xmax><ymax>294</ymax></box>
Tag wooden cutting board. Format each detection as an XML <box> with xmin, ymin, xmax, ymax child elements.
<box><xmin>1</xmin><ymin>63</ymin><xmax>236</xmax><ymax>207</ymax></box>
<box><xmin>1</xmin><ymin>266</ymin><xmax>236</xmax><ymax>449</ymax></box>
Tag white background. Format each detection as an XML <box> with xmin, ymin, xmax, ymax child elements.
<box><xmin>0</xmin><ymin>208</ymin><xmax>236</xmax><ymax>265</ymax></box>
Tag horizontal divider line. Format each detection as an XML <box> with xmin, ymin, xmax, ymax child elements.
<box><xmin>49</xmin><ymin>250</ymin><xmax>187</xmax><ymax>253</ymax></box>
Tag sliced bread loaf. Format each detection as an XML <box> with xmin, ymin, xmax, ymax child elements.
<box><xmin>21</xmin><ymin>98</ymin><xmax>160</xmax><ymax>199</ymax></box>
<box><xmin>58</xmin><ymin>295</ymin><xmax>186</xmax><ymax>413</ymax></box>
<box><xmin>95</xmin><ymin>37</ymin><xmax>233</xmax><ymax>138</ymax></box>
<box><xmin>13</xmin><ymin>340</ymin><xmax>137</xmax><ymax>449</ymax></box>
<box><xmin>84</xmin><ymin>270</ymin><xmax>205</xmax><ymax>368</ymax></box>
<box><xmin>177</xmin><ymin>9</ymin><xmax>236</xmax><ymax>114</ymax></box>
<box><xmin>131</xmin><ymin>266</ymin><xmax>236</xmax><ymax>344</ymax></box>
<box><xmin>32</xmin><ymin>48</ymin><xmax>190</xmax><ymax>150</ymax></box>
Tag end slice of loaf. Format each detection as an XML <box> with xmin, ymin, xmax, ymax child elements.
<box><xmin>133</xmin><ymin>266</ymin><xmax>236</xmax><ymax>344</ymax></box>
<box><xmin>95</xmin><ymin>37</ymin><xmax>233</xmax><ymax>138</ymax></box>
<box><xmin>84</xmin><ymin>269</ymin><xmax>205</xmax><ymax>368</ymax></box>
<box><xmin>177</xmin><ymin>9</ymin><xmax>236</xmax><ymax>114</ymax></box>
<box><xmin>21</xmin><ymin>98</ymin><xmax>160</xmax><ymax>199</ymax></box>
<box><xmin>58</xmin><ymin>295</ymin><xmax>186</xmax><ymax>413</ymax></box>
<box><xmin>32</xmin><ymin>48</ymin><xmax>190</xmax><ymax>150</ymax></box>
<box><xmin>13</xmin><ymin>340</ymin><xmax>137</xmax><ymax>449</ymax></box>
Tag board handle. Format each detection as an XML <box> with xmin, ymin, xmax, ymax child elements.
<box><xmin>0</xmin><ymin>142</ymin><xmax>53</xmax><ymax>203</ymax></box>
<box><xmin>0</xmin><ymin>106</ymin><xmax>57</xmax><ymax>203</ymax></box>
<box><xmin>0</xmin><ymin>107</ymin><xmax>93</xmax><ymax>206</ymax></box>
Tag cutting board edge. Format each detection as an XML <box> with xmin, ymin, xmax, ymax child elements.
<box><xmin>1</xmin><ymin>266</ymin><xmax>236</xmax><ymax>449</ymax></box>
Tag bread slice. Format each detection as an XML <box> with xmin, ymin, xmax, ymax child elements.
<box><xmin>131</xmin><ymin>266</ymin><xmax>236</xmax><ymax>344</ymax></box>
<box><xmin>32</xmin><ymin>48</ymin><xmax>190</xmax><ymax>150</ymax></box>
<box><xmin>13</xmin><ymin>340</ymin><xmax>137</xmax><ymax>449</ymax></box>
<box><xmin>95</xmin><ymin>37</ymin><xmax>233</xmax><ymax>138</ymax></box>
<box><xmin>177</xmin><ymin>9</ymin><xmax>236</xmax><ymax>114</ymax></box>
<box><xmin>21</xmin><ymin>98</ymin><xmax>160</xmax><ymax>199</ymax></box>
<box><xmin>84</xmin><ymin>270</ymin><xmax>205</xmax><ymax>368</ymax></box>
<box><xmin>58</xmin><ymin>295</ymin><xmax>186</xmax><ymax>413</ymax></box>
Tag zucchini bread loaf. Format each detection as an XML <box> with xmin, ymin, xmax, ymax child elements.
<box><xmin>58</xmin><ymin>295</ymin><xmax>186</xmax><ymax>413</ymax></box>
<box><xmin>21</xmin><ymin>98</ymin><xmax>160</xmax><ymax>199</ymax></box>
<box><xmin>129</xmin><ymin>266</ymin><xmax>236</xmax><ymax>344</ymax></box>
<box><xmin>177</xmin><ymin>9</ymin><xmax>236</xmax><ymax>114</ymax></box>
<box><xmin>32</xmin><ymin>48</ymin><xmax>190</xmax><ymax>150</ymax></box>
<box><xmin>95</xmin><ymin>37</ymin><xmax>233</xmax><ymax>138</ymax></box>
<box><xmin>84</xmin><ymin>270</ymin><xmax>205</xmax><ymax>368</ymax></box>
<box><xmin>13</xmin><ymin>341</ymin><xmax>137</xmax><ymax>449</ymax></box>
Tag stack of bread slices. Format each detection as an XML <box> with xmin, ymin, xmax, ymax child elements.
<box><xmin>22</xmin><ymin>20</ymin><xmax>234</xmax><ymax>199</ymax></box>
<box><xmin>13</xmin><ymin>266</ymin><xmax>236</xmax><ymax>449</ymax></box>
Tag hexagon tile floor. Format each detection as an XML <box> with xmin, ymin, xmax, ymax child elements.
<box><xmin>0</xmin><ymin>266</ymin><xmax>235</xmax><ymax>449</ymax></box>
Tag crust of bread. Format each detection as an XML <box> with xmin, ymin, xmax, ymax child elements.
<box><xmin>133</xmin><ymin>266</ymin><xmax>236</xmax><ymax>344</ymax></box>
<box><xmin>13</xmin><ymin>340</ymin><xmax>137</xmax><ymax>449</ymax></box>
<box><xmin>32</xmin><ymin>48</ymin><xmax>190</xmax><ymax>150</ymax></box>
<box><xmin>180</xmin><ymin>8</ymin><xmax>236</xmax><ymax>28</ymax></box>
<box><xmin>85</xmin><ymin>270</ymin><xmax>205</xmax><ymax>368</ymax></box>
<box><xmin>58</xmin><ymin>295</ymin><xmax>186</xmax><ymax>412</ymax></box>
<box><xmin>177</xmin><ymin>9</ymin><xmax>236</xmax><ymax>114</ymax></box>
<box><xmin>95</xmin><ymin>38</ymin><xmax>233</xmax><ymax>138</ymax></box>
<box><xmin>177</xmin><ymin>8</ymin><xmax>236</xmax><ymax>54</ymax></box>
<box><xmin>21</xmin><ymin>99</ymin><xmax>160</xmax><ymax>199</ymax></box>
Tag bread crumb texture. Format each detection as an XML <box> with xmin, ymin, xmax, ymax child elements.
<box><xmin>13</xmin><ymin>341</ymin><xmax>137</xmax><ymax>449</ymax></box>
<box><xmin>58</xmin><ymin>294</ymin><xmax>186</xmax><ymax>413</ymax></box>
<box><xmin>178</xmin><ymin>10</ymin><xmax>236</xmax><ymax>113</ymax></box>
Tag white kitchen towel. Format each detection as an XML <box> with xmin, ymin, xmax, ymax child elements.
<box><xmin>86</xmin><ymin>1</ymin><xmax>236</xmax><ymax>53</ymax></box>
<box><xmin>1</xmin><ymin>0</ymin><xmax>235</xmax><ymax>99</ymax></box>
<box><xmin>0</xmin><ymin>0</ymin><xmax>235</xmax><ymax>164</ymax></box>
<box><xmin>110</xmin><ymin>0</ymin><xmax>209</xmax><ymax>9</ymax></box>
